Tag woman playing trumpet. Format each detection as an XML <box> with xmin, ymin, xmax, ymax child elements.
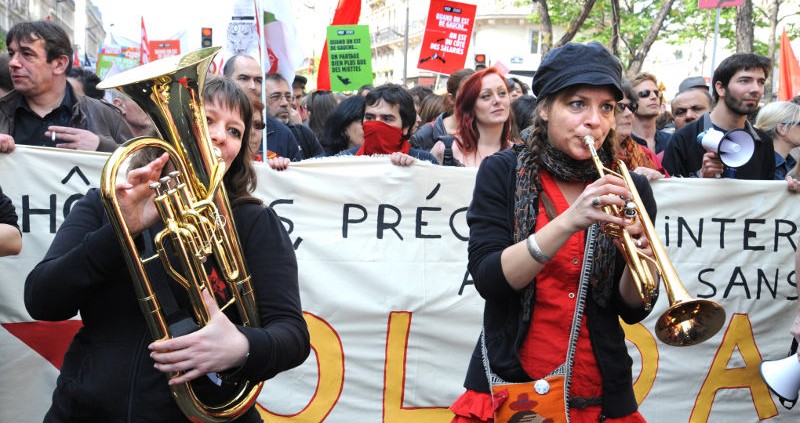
<box><xmin>450</xmin><ymin>42</ymin><xmax>657</xmax><ymax>422</ymax></box>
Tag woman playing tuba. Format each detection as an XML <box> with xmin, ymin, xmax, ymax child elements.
<box><xmin>24</xmin><ymin>71</ymin><xmax>310</xmax><ymax>422</ymax></box>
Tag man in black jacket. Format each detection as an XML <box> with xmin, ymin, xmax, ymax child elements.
<box><xmin>263</xmin><ymin>73</ymin><xmax>322</xmax><ymax>159</ymax></box>
<box><xmin>0</xmin><ymin>20</ymin><xmax>132</xmax><ymax>154</ymax></box>
<box><xmin>662</xmin><ymin>53</ymin><xmax>774</xmax><ymax>180</ymax></box>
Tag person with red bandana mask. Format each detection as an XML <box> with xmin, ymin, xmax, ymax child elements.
<box><xmin>350</xmin><ymin>83</ymin><xmax>438</xmax><ymax>166</ymax></box>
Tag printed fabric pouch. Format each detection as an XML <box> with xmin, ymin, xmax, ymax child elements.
<box><xmin>482</xmin><ymin>225</ymin><xmax>600</xmax><ymax>423</ymax></box>
<box><xmin>489</xmin><ymin>371</ymin><xmax>568</xmax><ymax>423</ymax></box>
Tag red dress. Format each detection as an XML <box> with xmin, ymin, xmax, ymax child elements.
<box><xmin>450</xmin><ymin>171</ymin><xmax>645</xmax><ymax>423</ymax></box>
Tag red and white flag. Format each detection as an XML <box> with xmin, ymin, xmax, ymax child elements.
<box><xmin>140</xmin><ymin>16</ymin><xmax>151</xmax><ymax>65</ymax></box>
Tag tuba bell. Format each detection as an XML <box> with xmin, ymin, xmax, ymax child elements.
<box><xmin>97</xmin><ymin>47</ymin><xmax>262</xmax><ymax>422</ymax></box>
<box><xmin>583</xmin><ymin>136</ymin><xmax>726</xmax><ymax>347</ymax></box>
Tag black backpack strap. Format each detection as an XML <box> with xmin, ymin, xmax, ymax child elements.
<box><xmin>439</xmin><ymin>135</ymin><xmax>456</xmax><ymax>166</ymax></box>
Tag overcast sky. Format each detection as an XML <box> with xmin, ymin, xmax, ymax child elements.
<box><xmin>90</xmin><ymin>0</ymin><xmax>334</xmax><ymax>56</ymax></box>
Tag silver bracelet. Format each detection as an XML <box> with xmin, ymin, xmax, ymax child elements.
<box><xmin>526</xmin><ymin>233</ymin><xmax>553</xmax><ymax>263</ymax></box>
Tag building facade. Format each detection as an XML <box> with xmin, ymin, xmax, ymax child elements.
<box><xmin>0</xmin><ymin>0</ymin><xmax>106</xmax><ymax>63</ymax></box>
<box><xmin>366</xmin><ymin>0</ymin><xmax>544</xmax><ymax>89</ymax></box>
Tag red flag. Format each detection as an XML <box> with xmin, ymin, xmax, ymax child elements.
<box><xmin>140</xmin><ymin>16</ymin><xmax>151</xmax><ymax>65</ymax></box>
<box><xmin>72</xmin><ymin>50</ymin><xmax>81</xmax><ymax>68</ymax></box>
<box><xmin>778</xmin><ymin>29</ymin><xmax>800</xmax><ymax>101</ymax></box>
<box><xmin>316</xmin><ymin>0</ymin><xmax>361</xmax><ymax>90</ymax></box>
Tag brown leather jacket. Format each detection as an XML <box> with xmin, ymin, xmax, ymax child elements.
<box><xmin>0</xmin><ymin>85</ymin><xmax>133</xmax><ymax>152</ymax></box>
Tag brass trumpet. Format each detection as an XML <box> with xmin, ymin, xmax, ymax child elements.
<box><xmin>583</xmin><ymin>136</ymin><xmax>725</xmax><ymax>346</ymax></box>
<box><xmin>97</xmin><ymin>47</ymin><xmax>262</xmax><ymax>422</ymax></box>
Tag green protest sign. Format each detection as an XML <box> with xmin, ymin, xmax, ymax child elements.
<box><xmin>326</xmin><ymin>25</ymin><xmax>373</xmax><ymax>92</ymax></box>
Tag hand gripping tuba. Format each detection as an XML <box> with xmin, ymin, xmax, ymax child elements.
<box><xmin>583</xmin><ymin>136</ymin><xmax>726</xmax><ymax>346</ymax></box>
<box><xmin>97</xmin><ymin>47</ymin><xmax>262</xmax><ymax>422</ymax></box>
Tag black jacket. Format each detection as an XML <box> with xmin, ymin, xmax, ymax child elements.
<box><xmin>661</xmin><ymin>113</ymin><xmax>774</xmax><ymax>179</ymax></box>
<box><xmin>288</xmin><ymin>123</ymin><xmax>323</xmax><ymax>159</ymax></box>
<box><xmin>463</xmin><ymin>148</ymin><xmax>656</xmax><ymax>419</ymax></box>
<box><xmin>0</xmin><ymin>86</ymin><xmax>133</xmax><ymax>152</ymax></box>
<box><xmin>25</xmin><ymin>189</ymin><xmax>310</xmax><ymax>422</ymax></box>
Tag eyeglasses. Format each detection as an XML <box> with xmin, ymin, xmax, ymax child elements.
<box><xmin>616</xmin><ymin>102</ymin><xmax>638</xmax><ymax>113</ymax></box>
<box><xmin>637</xmin><ymin>89</ymin><xmax>661</xmax><ymax>98</ymax></box>
<box><xmin>268</xmin><ymin>93</ymin><xmax>295</xmax><ymax>103</ymax></box>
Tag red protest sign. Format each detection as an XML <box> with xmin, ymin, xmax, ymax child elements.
<box><xmin>417</xmin><ymin>0</ymin><xmax>477</xmax><ymax>75</ymax></box>
<box><xmin>698</xmin><ymin>0</ymin><xmax>742</xmax><ymax>9</ymax></box>
<box><xmin>149</xmin><ymin>40</ymin><xmax>181</xmax><ymax>61</ymax></box>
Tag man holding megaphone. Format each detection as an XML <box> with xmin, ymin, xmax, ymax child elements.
<box><xmin>662</xmin><ymin>53</ymin><xmax>775</xmax><ymax>180</ymax></box>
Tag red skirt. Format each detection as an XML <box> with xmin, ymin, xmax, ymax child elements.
<box><xmin>449</xmin><ymin>389</ymin><xmax>647</xmax><ymax>423</ymax></box>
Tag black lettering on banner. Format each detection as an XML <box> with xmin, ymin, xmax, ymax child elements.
<box><xmin>723</xmin><ymin>266</ymin><xmax>751</xmax><ymax>299</ymax></box>
<box><xmin>63</xmin><ymin>193</ymin><xmax>84</xmax><ymax>217</ymax></box>
<box><xmin>416</xmin><ymin>206</ymin><xmax>441</xmax><ymax>239</ymax></box>
<box><xmin>269</xmin><ymin>199</ymin><xmax>295</xmax><ymax>234</ymax></box>
<box><xmin>697</xmin><ymin>268</ymin><xmax>718</xmax><ymax>298</ymax></box>
<box><xmin>774</xmin><ymin>219</ymin><xmax>797</xmax><ymax>252</ymax></box>
<box><xmin>756</xmin><ymin>268</ymin><xmax>779</xmax><ymax>299</ymax></box>
<box><xmin>342</xmin><ymin>203</ymin><xmax>367</xmax><ymax>238</ymax></box>
<box><xmin>789</xmin><ymin>269</ymin><xmax>798</xmax><ymax>301</ymax></box>
<box><xmin>458</xmin><ymin>270</ymin><xmax>474</xmax><ymax>295</ymax></box>
<box><xmin>711</xmin><ymin>217</ymin><xmax>734</xmax><ymax>249</ymax></box>
<box><xmin>22</xmin><ymin>194</ymin><xmax>57</xmax><ymax>233</ymax></box>
<box><xmin>270</xmin><ymin>199</ymin><xmax>303</xmax><ymax>250</ymax></box>
<box><xmin>378</xmin><ymin>204</ymin><xmax>402</xmax><ymax>240</ymax></box>
<box><xmin>450</xmin><ymin>207</ymin><xmax>468</xmax><ymax>241</ymax></box>
<box><xmin>677</xmin><ymin>216</ymin><xmax>702</xmax><ymax>247</ymax></box>
<box><xmin>743</xmin><ymin>218</ymin><xmax>766</xmax><ymax>251</ymax></box>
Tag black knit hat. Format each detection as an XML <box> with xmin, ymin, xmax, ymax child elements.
<box><xmin>532</xmin><ymin>41</ymin><xmax>623</xmax><ymax>101</ymax></box>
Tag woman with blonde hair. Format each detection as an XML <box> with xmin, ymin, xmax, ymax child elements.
<box><xmin>754</xmin><ymin>101</ymin><xmax>800</xmax><ymax>186</ymax></box>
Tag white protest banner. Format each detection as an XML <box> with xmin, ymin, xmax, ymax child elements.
<box><xmin>0</xmin><ymin>146</ymin><xmax>798</xmax><ymax>422</ymax></box>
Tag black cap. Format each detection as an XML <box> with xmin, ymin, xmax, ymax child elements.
<box><xmin>678</xmin><ymin>76</ymin><xmax>708</xmax><ymax>93</ymax></box>
<box><xmin>293</xmin><ymin>75</ymin><xmax>307</xmax><ymax>87</ymax></box>
<box><xmin>532</xmin><ymin>41</ymin><xmax>623</xmax><ymax>100</ymax></box>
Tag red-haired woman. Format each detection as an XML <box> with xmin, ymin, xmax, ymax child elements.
<box><xmin>431</xmin><ymin>67</ymin><xmax>515</xmax><ymax>167</ymax></box>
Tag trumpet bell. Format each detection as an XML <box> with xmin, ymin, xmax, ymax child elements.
<box><xmin>760</xmin><ymin>355</ymin><xmax>800</xmax><ymax>409</ymax></box>
<box><xmin>655</xmin><ymin>299</ymin><xmax>726</xmax><ymax>346</ymax></box>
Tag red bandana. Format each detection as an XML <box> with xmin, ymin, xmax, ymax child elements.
<box><xmin>356</xmin><ymin>120</ymin><xmax>411</xmax><ymax>156</ymax></box>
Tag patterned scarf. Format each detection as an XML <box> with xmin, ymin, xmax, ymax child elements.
<box><xmin>513</xmin><ymin>140</ymin><xmax>618</xmax><ymax>323</ymax></box>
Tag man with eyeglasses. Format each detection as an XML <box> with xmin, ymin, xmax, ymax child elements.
<box><xmin>630</xmin><ymin>72</ymin><xmax>671</xmax><ymax>155</ymax></box>
<box><xmin>264</xmin><ymin>74</ymin><xmax>323</xmax><ymax>159</ymax></box>
<box><xmin>662</xmin><ymin>53</ymin><xmax>775</xmax><ymax>180</ymax></box>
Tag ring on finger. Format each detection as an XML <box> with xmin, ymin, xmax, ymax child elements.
<box><xmin>591</xmin><ymin>196</ymin><xmax>601</xmax><ymax>208</ymax></box>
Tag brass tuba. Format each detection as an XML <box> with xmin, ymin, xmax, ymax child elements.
<box><xmin>97</xmin><ymin>47</ymin><xmax>262</xmax><ymax>422</ymax></box>
<box><xmin>583</xmin><ymin>136</ymin><xmax>726</xmax><ymax>347</ymax></box>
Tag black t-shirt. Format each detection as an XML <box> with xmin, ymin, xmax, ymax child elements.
<box><xmin>13</xmin><ymin>87</ymin><xmax>74</xmax><ymax>147</ymax></box>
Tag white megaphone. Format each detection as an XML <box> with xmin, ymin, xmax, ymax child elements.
<box><xmin>697</xmin><ymin>128</ymin><xmax>755</xmax><ymax>168</ymax></box>
<box><xmin>760</xmin><ymin>355</ymin><xmax>800</xmax><ymax>409</ymax></box>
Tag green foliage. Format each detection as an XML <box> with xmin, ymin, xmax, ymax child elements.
<box><xmin>517</xmin><ymin>0</ymin><xmax>792</xmax><ymax>70</ymax></box>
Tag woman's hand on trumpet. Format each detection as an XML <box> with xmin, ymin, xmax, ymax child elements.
<box><xmin>561</xmin><ymin>174</ymin><xmax>632</xmax><ymax>233</ymax></box>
